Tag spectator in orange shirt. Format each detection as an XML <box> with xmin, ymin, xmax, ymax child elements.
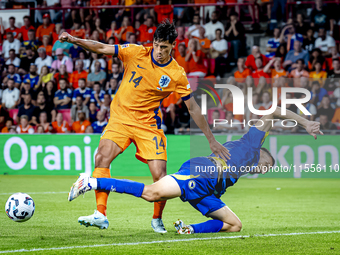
<box><xmin>251</xmin><ymin>57</ymin><xmax>271</xmax><ymax>87</ymax></box>
<box><xmin>288</xmin><ymin>59</ymin><xmax>309</xmax><ymax>87</ymax></box>
<box><xmin>154</xmin><ymin>0</ymin><xmax>174</xmax><ymax>24</ymax></box>
<box><xmin>309</xmin><ymin>61</ymin><xmax>327</xmax><ymax>86</ymax></box>
<box><xmin>20</xmin><ymin>16</ymin><xmax>35</xmax><ymax>41</ymax></box>
<box><xmin>52</xmin><ymin>112</ymin><xmax>70</xmax><ymax>133</ymax></box>
<box><xmin>106</xmin><ymin>21</ymin><xmax>119</xmax><ymax>41</ymax></box>
<box><xmin>38</xmin><ymin>111</ymin><xmax>53</xmax><ymax>133</ymax></box>
<box><xmin>1</xmin><ymin>119</ymin><xmax>13</xmax><ymax>133</ymax></box>
<box><xmin>245</xmin><ymin>46</ymin><xmax>268</xmax><ymax>71</ymax></box>
<box><xmin>70</xmin><ymin>21</ymin><xmax>85</xmax><ymax>39</ymax></box>
<box><xmin>186</xmin><ymin>38</ymin><xmax>207</xmax><ymax>77</ymax></box>
<box><xmin>231</xmin><ymin>58</ymin><xmax>252</xmax><ymax>84</ymax></box>
<box><xmin>39</xmin><ymin>35</ymin><xmax>53</xmax><ymax>56</ymax></box>
<box><xmin>5</xmin><ymin>16</ymin><xmax>21</xmax><ymax>39</ymax></box>
<box><xmin>36</xmin><ymin>14</ymin><xmax>55</xmax><ymax>42</ymax></box>
<box><xmin>137</xmin><ymin>16</ymin><xmax>157</xmax><ymax>46</ymax></box>
<box><xmin>174</xmin><ymin>43</ymin><xmax>189</xmax><ymax>73</ymax></box>
<box><xmin>116</xmin><ymin>16</ymin><xmax>135</xmax><ymax>43</ymax></box>
<box><xmin>70</xmin><ymin>60</ymin><xmax>88</xmax><ymax>89</ymax></box>
<box><xmin>174</xmin><ymin>26</ymin><xmax>188</xmax><ymax>58</ymax></box>
<box><xmin>72</xmin><ymin>111</ymin><xmax>91</xmax><ymax>133</ymax></box>
<box><xmin>263</xmin><ymin>57</ymin><xmax>287</xmax><ymax>78</ymax></box>
<box><xmin>196</xmin><ymin>26</ymin><xmax>210</xmax><ymax>55</ymax></box>
<box><xmin>16</xmin><ymin>115</ymin><xmax>35</xmax><ymax>134</ymax></box>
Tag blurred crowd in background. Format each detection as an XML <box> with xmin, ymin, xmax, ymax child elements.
<box><xmin>0</xmin><ymin>0</ymin><xmax>340</xmax><ymax>134</ymax></box>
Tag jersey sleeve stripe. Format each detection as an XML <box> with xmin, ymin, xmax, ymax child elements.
<box><xmin>182</xmin><ymin>93</ymin><xmax>192</xmax><ymax>101</ymax></box>
<box><xmin>114</xmin><ymin>45</ymin><xmax>119</xmax><ymax>56</ymax></box>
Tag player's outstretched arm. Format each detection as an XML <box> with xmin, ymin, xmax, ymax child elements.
<box><xmin>256</xmin><ymin>106</ymin><xmax>324</xmax><ymax>139</ymax></box>
<box><xmin>59</xmin><ymin>32</ymin><xmax>116</xmax><ymax>55</ymax></box>
<box><xmin>184</xmin><ymin>97</ymin><xmax>231</xmax><ymax>161</ymax></box>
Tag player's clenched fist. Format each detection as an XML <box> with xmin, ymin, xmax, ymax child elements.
<box><xmin>59</xmin><ymin>32</ymin><xmax>73</xmax><ymax>43</ymax></box>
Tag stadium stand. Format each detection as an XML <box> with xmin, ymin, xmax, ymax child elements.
<box><xmin>0</xmin><ymin>0</ymin><xmax>339</xmax><ymax>134</ymax></box>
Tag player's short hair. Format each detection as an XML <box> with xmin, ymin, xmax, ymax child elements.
<box><xmin>260</xmin><ymin>147</ymin><xmax>275</xmax><ymax>166</ymax></box>
<box><xmin>154</xmin><ymin>19</ymin><xmax>178</xmax><ymax>44</ymax></box>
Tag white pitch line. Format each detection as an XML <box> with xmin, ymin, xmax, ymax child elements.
<box><xmin>0</xmin><ymin>191</ymin><xmax>68</xmax><ymax>196</ymax></box>
<box><xmin>0</xmin><ymin>230</ymin><xmax>339</xmax><ymax>254</ymax></box>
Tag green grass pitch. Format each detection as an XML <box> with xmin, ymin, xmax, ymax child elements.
<box><xmin>1</xmin><ymin>176</ymin><xmax>340</xmax><ymax>254</ymax></box>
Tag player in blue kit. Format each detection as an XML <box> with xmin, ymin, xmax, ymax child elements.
<box><xmin>68</xmin><ymin>106</ymin><xmax>323</xmax><ymax>234</ymax></box>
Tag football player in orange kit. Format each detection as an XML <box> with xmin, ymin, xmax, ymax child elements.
<box><xmin>59</xmin><ymin>20</ymin><xmax>230</xmax><ymax>233</ymax></box>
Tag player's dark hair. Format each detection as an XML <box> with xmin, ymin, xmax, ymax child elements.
<box><xmin>260</xmin><ymin>147</ymin><xmax>275</xmax><ymax>166</ymax></box>
<box><xmin>154</xmin><ymin>19</ymin><xmax>178</xmax><ymax>44</ymax></box>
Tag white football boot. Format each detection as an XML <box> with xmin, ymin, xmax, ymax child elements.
<box><xmin>68</xmin><ymin>173</ymin><xmax>93</xmax><ymax>201</ymax></box>
<box><xmin>78</xmin><ymin>210</ymin><xmax>109</xmax><ymax>229</ymax></box>
<box><xmin>151</xmin><ymin>218</ymin><xmax>167</xmax><ymax>233</ymax></box>
<box><xmin>173</xmin><ymin>219</ymin><xmax>194</xmax><ymax>234</ymax></box>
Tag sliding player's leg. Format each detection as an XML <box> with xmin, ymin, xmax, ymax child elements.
<box><xmin>69</xmin><ymin>175</ymin><xmax>181</xmax><ymax>202</ymax></box>
<box><xmin>148</xmin><ymin>160</ymin><xmax>168</xmax><ymax>233</ymax></box>
<box><xmin>175</xmin><ymin>195</ymin><xmax>242</xmax><ymax>234</ymax></box>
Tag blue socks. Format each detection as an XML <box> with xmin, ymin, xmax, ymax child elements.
<box><xmin>97</xmin><ymin>178</ymin><xmax>145</xmax><ymax>198</ymax></box>
<box><xmin>191</xmin><ymin>219</ymin><xmax>224</xmax><ymax>233</ymax></box>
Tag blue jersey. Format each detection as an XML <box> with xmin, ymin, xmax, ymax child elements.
<box><xmin>90</xmin><ymin>90</ymin><xmax>105</xmax><ymax>108</ymax></box>
<box><xmin>92</xmin><ymin>121</ymin><xmax>107</xmax><ymax>133</ymax></box>
<box><xmin>265</xmin><ymin>38</ymin><xmax>280</xmax><ymax>58</ymax></box>
<box><xmin>171</xmin><ymin>126</ymin><xmax>269</xmax><ymax>202</ymax></box>
<box><xmin>72</xmin><ymin>88</ymin><xmax>92</xmax><ymax>102</ymax></box>
<box><xmin>23</xmin><ymin>74</ymin><xmax>39</xmax><ymax>89</ymax></box>
<box><xmin>55</xmin><ymin>89</ymin><xmax>73</xmax><ymax>109</ymax></box>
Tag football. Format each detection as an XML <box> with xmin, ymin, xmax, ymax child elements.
<box><xmin>5</xmin><ymin>193</ymin><xmax>35</xmax><ymax>222</ymax></box>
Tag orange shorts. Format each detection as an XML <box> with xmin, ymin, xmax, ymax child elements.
<box><xmin>101</xmin><ymin>121</ymin><xmax>167</xmax><ymax>164</ymax></box>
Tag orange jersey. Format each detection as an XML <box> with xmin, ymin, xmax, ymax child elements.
<box><xmin>234</xmin><ymin>68</ymin><xmax>251</xmax><ymax>83</ymax></box>
<box><xmin>117</xmin><ymin>26</ymin><xmax>135</xmax><ymax>42</ymax></box>
<box><xmin>70</xmin><ymin>70</ymin><xmax>88</xmax><ymax>89</ymax></box>
<box><xmin>271</xmin><ymin>69</ymin><xmax>286</xmax><ymax>78</ymax></box>
<box><xmin>138</xmin><ymin>24</ymin><xmax>157</xmax><ymax>44</ymax></box>
<box><xmin>52</xmin><ymin>121</ymin><xmax>70</xmax><ymax>133</ymax></box>
<box><xmin>36</xmin><ymin>24</ymin><xmax>55</xmax><ymax>41</ymax></box>
<box><xmin>39</xmin><ymin>45</ymin><xmax>52</xmax><ymax>56</ymax></box>
<box><xmin>111</xmin><ymin>44</ymin><xmax>191</xmax><ymax>127</ymax></box>
<box><xmin>162</xmin><ymin>92</ymin><xmax>181</xmax><ymax>108</ymax></box>
<box><xmin>175</xmin><ymin>54</ymin><xmax>189</xmax><ymax>73</ymax></box>
<box><xmin>70</xmin><ymin>29</ymin><xmax>86</xmax><ymax>39</ymax></box>
<box><xmin>1</xmin><ymin>127</ymin><xmax>9</xmax><ymax>133</ymax></box>
<box><xmin>198</xmin><ymin>38</ymin><xmax>211</xmax><ymax>49</ymax></box>
<box><xmin>72</xmin><ymin>120</ymin><xmax>91</xmax><ymax>133</ymax></box>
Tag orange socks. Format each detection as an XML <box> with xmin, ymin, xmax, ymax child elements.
<box><xmin>92</xmin><ymin>167</ymin><xmax>111</xmax><ymax>216</ymax></box>
<box><xmin>153</xmin><ymin>200</ymin><xmax>167</xmax><ymax>219</ymax></box>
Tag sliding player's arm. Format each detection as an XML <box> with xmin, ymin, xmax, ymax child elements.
<box><xmin>59</xmin><ymin>32</ymin><xmax>116</xmax><ymax>55</ymax></box>
<box><xmin>256</xmin><ymin>106</ymin><xmax>323</xmax><ymax>139</ymax></box>
<box><xmin>184</xmin><ymin>96</ymin><xmax>231</xmax><ymax>161</ymax></box>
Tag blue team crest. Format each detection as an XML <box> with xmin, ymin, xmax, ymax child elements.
<box><xmin>159</xmin><ymin>75</ymin><xmax>171</xmax><ymax>88</ymax></box>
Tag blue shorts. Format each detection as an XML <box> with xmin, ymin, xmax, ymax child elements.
<box><xmin>170</xmin><ymin>157</ymin><xmax>226</xmax><ymax>216</ymax></box>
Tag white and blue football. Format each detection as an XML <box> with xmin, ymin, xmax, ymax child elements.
<box><xmin>5</xmin><ymin>193</ymin><xmax>35</xmax><ymax>222</ymax></box>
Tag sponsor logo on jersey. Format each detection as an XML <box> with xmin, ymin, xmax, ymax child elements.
<box><xmin>122</xmin><ymin>44</ymin><xmax>129</xmax><ymax>48</ymax></box>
